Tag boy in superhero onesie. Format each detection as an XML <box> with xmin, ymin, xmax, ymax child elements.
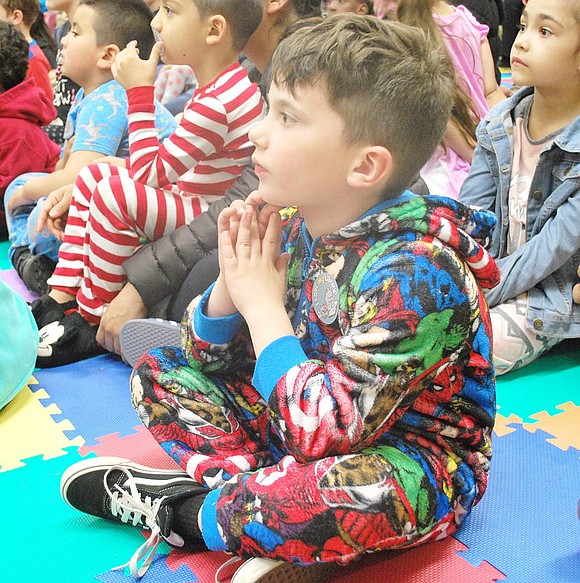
<box><xmin>59</xmin><ymin>14</ymin><xmax>500</xmax><ymax>583</ymax></box>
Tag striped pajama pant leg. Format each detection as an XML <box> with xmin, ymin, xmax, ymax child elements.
<box><xmin>48</xmin><ymin>162</ymin><xmax>122</xmax><ymax>296</ymax></box>
<box><xmin>50</xmin><ymin>163</ymin><xmax>202</xmax><ymax>323</ymax></box>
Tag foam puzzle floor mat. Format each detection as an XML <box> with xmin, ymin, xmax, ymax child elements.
<box><xmin>1</xmin><ymin>246</ymin><xmax>579</xmax><ymax>582</ymax></box>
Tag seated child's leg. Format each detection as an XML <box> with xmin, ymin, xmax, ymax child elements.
<box><xmin>490</xmin><ymin>294</ymin><xmax>561</xmax><ymax>375</ymax></box>
<box><xmin>211</xmin><ymin>444</ymin><xmax>460</xmax><ymax>564</ymax></box>
<box><xmin>74</xmin><ymin>175</ymin><xmax>201</xmax><ymax>323</ymax></box>
<box><xmin>27</xmin><ymin>200</ymin><xmax>61</xmax><ymax>263</ymax></box>
<box><xmin>48</xmin><ymin>163</ymin><xmax>125</xmax><ymax>297</ymax></box>
<box><xmin>4</xmin><ymin>173</ymin><xmax>48</xmax><ymax>260</ymax></box>
<box><xmin>132</xmin><ymin>346</ymin><xmax>281</xmax><ymax>487</ymax></box>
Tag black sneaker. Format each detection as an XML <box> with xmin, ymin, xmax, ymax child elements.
<box><xmin>61</xmin><ymin>456</ymin><xmax>207</xmax><ymax>577</ymax></box>
<box><xmin>14</xmin><ymin>249</ymin><xmax>56</xmax><ymax>295</ymax></box>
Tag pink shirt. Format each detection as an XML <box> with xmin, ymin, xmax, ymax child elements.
<box><xmin>421</xmin><ymin>5</ymin><xmax>490</xmax><ymax>199</ymax></box>
<box><xmin>433</xmin><ymin>5</ymin><xmax>490</xmax><ymax>121</ymax></box>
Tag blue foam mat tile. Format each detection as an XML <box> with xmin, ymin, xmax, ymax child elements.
<box><xmin>455</xmin><ymin>424</ymin><xmax>580</xmax><ymax>583</ymax></box>
<box><xmin>32</xmin><ymin>354</ymin><xmax>138</xmax><ymax>445</ymax></box>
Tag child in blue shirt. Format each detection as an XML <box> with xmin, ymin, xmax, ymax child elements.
<box><xmin>3</xmin><ymin>0</ymin><xmax>176</xmax><ymax>296</ymax></box>
<box><xmin>459</xmin><ymin>0</ymin><xmax>580</xmax><ymax>374</ymax></box>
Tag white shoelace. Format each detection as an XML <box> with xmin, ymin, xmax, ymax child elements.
<box><xmin>104</xmin><ymin>465</ymin><xmax>165</xmax><ymax>578</ymax></box>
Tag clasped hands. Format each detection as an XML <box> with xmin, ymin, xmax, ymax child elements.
<box><xmin>209</xmin><ymin>192</ymin><xmax>290</xmax><ymax>321</ymax></box>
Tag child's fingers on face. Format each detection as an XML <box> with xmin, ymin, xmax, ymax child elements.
<box><xmin>219</xmin><ymin>229</ymin><xmax>237</xmax><ymax>266</ymax></box>
<box><xmin>236</xmin><ymin>208</ymin><xmax>260</xmax><ymax>257</ymax></box>
<box><xmin>261</xmin><ymin>211</ymin><xmax>282</xmax><ymax>262</ymax></box>
<box><xmin>245</xmin><ymin>190</ymin><xmax>264</xmax><ymax>208</ymax></box>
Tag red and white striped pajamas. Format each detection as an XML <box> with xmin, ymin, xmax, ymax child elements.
<box><xmin>48</xmin><ymin>63</ymin><xmax>265</xmax><ymax>323</ymax></box>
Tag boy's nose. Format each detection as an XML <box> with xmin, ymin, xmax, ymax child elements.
<box><xmin>249</xmin><ymin>118</ymin><xmax>267</xmax><ymax>149</ymax></box>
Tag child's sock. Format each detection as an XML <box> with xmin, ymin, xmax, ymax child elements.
<box><xmin>172</xmin><ymin>491</ymin><xmax>209</xmax><ymax>547</ymax></box>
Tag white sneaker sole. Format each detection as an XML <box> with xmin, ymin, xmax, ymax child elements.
<box><xmin>119</xmin><ymin>318</ymin><xmax>181</xmax><ymax>368</ymax></box>
<box><xmin>230</xmin><ymin>557</ymin><xmax>340</xmax><ymax>583</ymax></box>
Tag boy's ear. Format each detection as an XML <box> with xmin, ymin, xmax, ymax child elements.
<box><xmin>8</xmin><ymin>8</ymin><xmax>23</xmax><ymax>26</ymax></box>
<box><xmin>265</xmin><ymin>0</ymin><xmax>291</xmax><ymax>17</ymax></box>
<box><xmin>206</xmin><ymin>14</ymin><xmax>227</xmax><ymax>46</ymax></box>
<box><xmin>348</xmin><ymin>146</ymin><xmax>393</xmax><ymax>190</ymax></box>
<box><xmin>357</xmin><ymin>2</ymin><xmax>370</xmax><ymax>14</ymax></box>
<box><xmin>96</xmin><ymin>44</ymin><xmax>120</xmax><ymax>70</ymax></box>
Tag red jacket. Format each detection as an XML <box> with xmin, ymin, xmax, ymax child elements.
<box><xmin>0</xmin><ymin>77</ymin><xmax>60</xmax><ymax>199</ymax></box>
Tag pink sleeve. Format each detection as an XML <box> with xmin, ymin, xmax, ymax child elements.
<box><xmin>456</xmin><ymin>4</ymin><xmax>490</xmax><ymax>42</ymax></box>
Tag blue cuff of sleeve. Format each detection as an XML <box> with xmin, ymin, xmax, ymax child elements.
<box><xmin>194</xmin><ymin>284</ymin><xmax>244</xmax><ymax>344</ymax></box>
<box><xmin>252</xmin><ymin>335</ymin><xmax>306</xmax><ymax>400</ymax></box>
<box><xmin>200</xmin><ymin>488</ymin><xmax>227</xmax><ymax>551</ymax></box>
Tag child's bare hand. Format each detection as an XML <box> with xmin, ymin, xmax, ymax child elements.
<box><xmin>244</xmin><ymin>190</ymin><xmax>284</xmax><ymax>238</ymax></box>
<box><xmin>6</xmin><ymin>186</ymin><xmax>37</xmax><ymax>215</ymax></box>
<box><xmin>112</xmin><ymin>40</ymin><xmax>161</xmax><ymax>90</ymax></box>
<box><xmin>37</xmin><ymin>184</ymin><xmax>74</xmax><ymax>240</ymax></box>
<box><xmin>573</xmin><ymin>264</ymin><xmax>580</xmax><ymax>305</ymax></box>
<box><xmin>220</xmin><ymin>207</ymin><xmax>289</xmax><ymax>319</ymax></box>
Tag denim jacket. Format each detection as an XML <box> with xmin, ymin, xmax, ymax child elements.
<box><xmin>459</xmin><ymin>86</ymin><xmax>580</xmax><ymax>338</ymax></box>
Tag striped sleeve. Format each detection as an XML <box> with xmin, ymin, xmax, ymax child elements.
<box><xmin>126</xmin><ymin>64</ymin><xmax>265</xmax><ymax>196</ymax></box>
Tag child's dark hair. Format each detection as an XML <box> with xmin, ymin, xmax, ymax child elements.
<box><xmin>0</xmin><ymin>0</ymin><xmax>39</xmax><ymax>26</ymax></box>
<box><xmin>363</xmin><ymin>1</ymin><xmax>375</xmax><ymax>15</ymax></box>
<box><xmin>193</xmin><ymin>0</ymin><xmax>263</xmax><ymax>52</ymax></box>
<box><xmin>79</xmin><ymin>0</ymin><xmax>156</xmax><ymax>58</ymax></box>
<box><xmin>0</xmin><ymin>21</ymin><xmax>29</xmax><ymax>91</ymax></box>
<box><xmin>31</xmin><ymin>12</ymin><xmax>58</xmax><ymax>67</ymax></box>
<box><xmin>270</xmin><ymin>14</ymin><xmax>454</xmax><ymax>197</ymax></box>
<box><xmin>293</xmin><ymin>0</ymin><xmax>323</xmax><ymax>17</ymax></box>
<box><xmin>274</xmin><ymin>0</ymin><xmax>321</xmax><ymax>32</ymax></box>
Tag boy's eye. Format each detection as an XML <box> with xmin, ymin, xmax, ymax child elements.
<box><xmin>539</xmin><ymin>27</ymin><xmax>552</xmax><ymax>36</ymax></box>
<box><xmin>281</xmin><ymin>112</ymin><xmax>295</xmax><ymax>125</ymax></box>
<box><xmin>517</xmin><ymin>22</ymin><xmax>526</xmax><ymax>32</ymax></box>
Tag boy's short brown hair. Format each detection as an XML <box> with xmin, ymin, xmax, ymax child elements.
<box><xmin>194</xmin><ymin>0</ymin><xmax>263</xmax><ymax>51</ymax></box>
<box><xmin>0</xmin><ymin>0</ymin><xmax>39</xmax><ymax>26</ymax></box>
<box><xmin>270</xmin><ymin>14</ymin><xmax>455</xmax><ymax>197</ymax></box>
<box><xmin>80</xmin><ymin>0</ymin><xmax>156</xmax><ymax>58</ymax></box>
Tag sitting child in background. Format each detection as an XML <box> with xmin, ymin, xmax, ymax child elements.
<box><xmin>43</xmin><ymin>0</ymin><xmax>81</xmax><ymax>148</ymax></box>
<box><xmin>0</xmin><ymin>0</ymin><xmax>53</xmax><ymax>102</ymax></box>
<box><xmin>459</xmin><ymin>0</ymin><xmax>580</xmax><ymax>374</ymax></box>
<box><xmin>60</xmin><ymin>15</ymin><xmax>500</xmax><ymax>583</ymax></box>
<box><xmin>31</xmin><ymin>0</ymin><xmax>266</xmax><ymax>367</ymax></box>
<box><xmin>0</xmin><ymin>21</ymin><xmax>60</xmax><ymax>241</ymax></box>
<box><xmin>154</xmin><ymin>64</ymin><xmax>197</xmax><ymax>117</ymax></box>
<box><xmin>326</xmin><ymin>0</ymin><xmax>375</xmax><ymax>15</ymax></box>
<box><xmin>396</xmin><ymin>0</ymin><xmax>505</xmax><ymax>199</ymax></box>
<box><xmin>4</xmin><ymin>0</ymin><xmax>176</xmax><ymax>296</ymax></box>
<box><xmin>30</xmin><ymin>4</ymin><xmax>59</xmax><ymax>68</ymax></box>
